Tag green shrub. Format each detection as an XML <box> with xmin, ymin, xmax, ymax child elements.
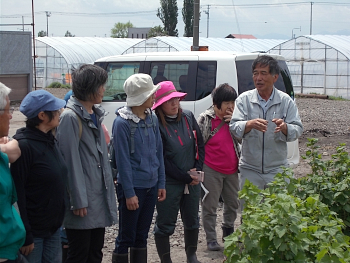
<box><xmin>224</xmin><ymin>170</ymin><xmax>350</xmax><ymax>262</ymax></box>
<box><xmin>46</xmin><ymin>82</ymin><xmax>71</xmax><ymax>89</ymax></box>
<box><xmin>61</xmin><ymin>84</ymin><xmax>71</xmax><ymax>89</ymax></box>
<box><xmin>294</xmin><ymin>138</ymin><xmax>350</xmax><ymax>235</ymax></box>
<box><xmin>47</xmin><ymin>82</ymin><xmax>62</xmax><ymax>89</ymax></box>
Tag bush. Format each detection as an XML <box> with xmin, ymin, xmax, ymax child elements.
<box><xmin>46</xmin><ymin>82</ymin><xmax>71</xmax><ymax>89</ymax></box>
<box><xmin>224</xmin><ymin>172</ymin><xmax>350</xmax><ymax>262</ymax></box>
<box><xmin>294</xmin><ymin>138</ymin><xmax>350</xmax><ymax>236</ymax></box>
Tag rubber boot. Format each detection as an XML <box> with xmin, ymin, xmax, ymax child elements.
<box><xmin>184</xmin><ymin>229</ymin><xmax>201</xmax><ymax>263</ymax></box>
<box><xmin>130</xmin><ymin>247</ymin><xmax>147</xmax><ymax>263</ymax></box>
<box><xmin>62</xmin><ymin>243</ymin><xmax>68</xmax><ymax>263</ymax></box>
<box><xmin>112</xmin><ymin>252</ymin><xmax>128</xmax><ymax>263</ymax></box>
<box><xmin>222</xmin><ymin>226</ymin><xmax>234</xmax><ymax>242</ymax></box>
<box><xmin>155</xmin><ymin>235</ymin><xmax>172</xmax><ymax>263</ymax></box>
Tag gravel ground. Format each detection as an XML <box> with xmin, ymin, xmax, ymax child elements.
<box><xmin>8</xmin><ymin>89</ymin><xmax>350</xmax><ymax>263</ymax></box>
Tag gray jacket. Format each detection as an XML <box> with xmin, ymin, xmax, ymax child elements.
<box><xmin>56</xmin><ymin>96</ymin><xmax>117</xmax><ymax>229</ymax></box>
<box><xmin>229</xmin><ymin>88</ymin><xmax>303</xmax><ymax>173</ymax></box>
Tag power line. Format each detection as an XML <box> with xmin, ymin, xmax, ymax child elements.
<box><xmin>201</xmin><ymin>2</ymin><xmax>350</xmax><ymax>8</ymax></box>
<box><xmin>0</xmin><ymin>10</ymin><xmax>157</xmax><ymax>18</ymax></box>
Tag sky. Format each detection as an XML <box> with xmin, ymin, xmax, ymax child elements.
<box><xmin>1</xmin><ymin>0</ymin><xmax>350</xmax><ymax>40</ymax></box>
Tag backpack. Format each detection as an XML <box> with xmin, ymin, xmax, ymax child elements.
<box><xmin>108</xmin><ymin>112</ymin><xmax>158</xmax><ymax>180</ymax></box>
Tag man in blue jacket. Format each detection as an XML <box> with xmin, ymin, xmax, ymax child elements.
<box><xmin>230</xmin><ymin>55</ymin><xmax>303</xmax><ymax>194</ymax></box>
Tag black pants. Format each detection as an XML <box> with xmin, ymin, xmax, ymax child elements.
<box><xmin>65</xmin><ymin>228</ymin><xmax>105</xmax><ymax>263</ymax></box>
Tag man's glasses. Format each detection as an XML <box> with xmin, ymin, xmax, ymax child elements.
<box><xmin>0</xmin><ymin>107</ymin><xmax>15</xmax><ymax>115</ymax></box>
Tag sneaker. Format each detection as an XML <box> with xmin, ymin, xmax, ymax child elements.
<box><xmin>207</xmin><ymin>241</ymin><xmax>221</xmax><ymax>251</ymax></box>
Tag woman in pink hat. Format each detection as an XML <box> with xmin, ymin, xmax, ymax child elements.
<box><xmin>152</xmin><ymin>81</ymin><xmax>205</xmax><ymax>263</ymax></box>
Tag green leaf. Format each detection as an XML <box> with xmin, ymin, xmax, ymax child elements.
<box><xmin>316</xmin><ymin>248</ymin><xmax>328</xmax><ymax>262</ymax></box>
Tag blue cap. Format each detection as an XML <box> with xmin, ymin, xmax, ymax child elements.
<box><xmin>20</xmin><ymin>90</ymin><xmax>66</xmax><ymax>119</ymax></box>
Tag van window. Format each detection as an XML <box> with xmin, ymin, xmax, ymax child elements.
<box><xmin>150</xmin><ymin>62</ymin><xmax>189</xmax><ymax>90</ymax></box>
<box><xmin>196</xmin><ymin>61</ymin><xmax>217</xmax><ymax>100</ymax></box>
<box><xmin>236</xmin><ymin>60</ymin><xmax>290</xmax><ymax>95</ymax></box>
<box><xmin>104</xmin><ymin>62</ymin><xmax>141</xmax><ymax>101</ymax></box>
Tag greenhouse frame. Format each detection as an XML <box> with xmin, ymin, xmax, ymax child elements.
<box><xmin>122</xmin><ymin>36</ymin><xmax>285</xmax><ymax>54</ymax></box>
<box><xmin>268</xmin><ymin>35</ymin><xmax>350</xmax><ymax>99</ymax></box>
<box><xmin>35</xmin><ymin>37</ymin><xmax>143</xmax><ymax>88</ymax></box>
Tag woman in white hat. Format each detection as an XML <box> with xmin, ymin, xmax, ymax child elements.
<box><xmin>112</xmin><ymin>73</ymin><xmax>166</xmax><ymax>263</ymax></box>
<box><xmin>10</xmin><ymin>90</ymin><xmax>67</xmax><ymax>263</ymax></box>
<box><xmin>152</xmin><ymin>81</ymin><xmax>205</xmax><ymax>263</ymax></box>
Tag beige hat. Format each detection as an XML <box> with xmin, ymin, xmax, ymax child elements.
<box><xmin>124</xmin><ymin>73</ymin><xmax>160</xmax><ymax>107</ymax></box>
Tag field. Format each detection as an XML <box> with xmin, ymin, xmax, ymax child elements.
<box><xmin>9</xmin><ymin>88</ymin><xmax>350</xmax><ymax>262</ymax></box>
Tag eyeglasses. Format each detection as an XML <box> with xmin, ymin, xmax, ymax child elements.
<box><xmin>165</xmin><ymin>97</ymin><xmax>180</xmax><ymax>104</ymax></box>
<box><xmin>0</xmin><ymin>107</ymin><xmax>14</xmax><ymax>115</ymax></box>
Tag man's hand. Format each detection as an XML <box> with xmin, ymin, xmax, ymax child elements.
<box><xmin>245</xmin><ymin>118</ymin><xmax>268</xmax><ymax>133</ymax></box>
<box><xmin>272</xmin><ymin>118</ymin><xmax>288</xmax><ymax>135</ymax></box>
<box><xmin>224</xmin><ymin>108</ymin><xmax>233</xmax><ymax>123</ymax></box>
<box><xmin>73</xmin><ymin>208</ymin><xmax>87</xmax><ymax>217</ymax></box>
<box><xmin>0</xmin><ymin>139</ymin><xmax>21</xmax><ymax>163</ymax></box>
<box><xmin>158</xmin><ymin>189</ymin><xmax>166</xmax><ymax>202</ymax></box>
<box><xmin>20</xmin><ymin>243</ymin><xmax>34</xmax><ymax>256</ymax></box>
<box><xmin>126</xmin><ymin>195</ymin><xmax>139</xmax><ymax>210</ymax></box>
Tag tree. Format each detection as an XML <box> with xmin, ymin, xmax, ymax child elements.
<box><xmin>182</xmin><ymin>0</ymin><xmax>194</xmax><ymax>37</ymax></box>
<box><xmin>157</xmin><ymin>0</ymin><xmax>178</xmax><ymax>36</ymax></box>
<box><xmin>147</xmin><ymin>26</ymin><xmax>168</xmax><ymax>38</ymax></box>
<box><xmin>65</xmin><ymin>30</ymin><xmax>75</xmax><ymax>37</ymax></box>
<box><xmin>110</xmin><ymin>21</ymin><xmax>133</xmax><ymax>38</ymax></box>
<box><xmin>38</xmin><ymin>30</ymin><xmax>46</xmax><ymax>37</ymax></box>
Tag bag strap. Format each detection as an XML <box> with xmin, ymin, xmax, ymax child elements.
<box><xmin>52</xmin><ymin>108</ymin><xmax>82</xmax><ymax>139</ymax></box>
<box><xmin>129</xmin><ymin>109</ymin><xmax>158</xmax><ymax>154</ymax></box>
<box><xmin>66</xmin><ymin>108</ymin><xmax>82</xmax><ymax>139</ymax></box>
<box><xmin>207</xmin><ymin>119</ymin><xmax>225</xmax><ymax>142</ymax></box>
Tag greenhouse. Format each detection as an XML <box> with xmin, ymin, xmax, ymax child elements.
<box><xmin>122</xmin><ymin>36</ymin><xmax>285</xmax><ymax>54</ymax></box>
<box><xmin>35</xmin><ymin>37</ymin><xmax>143</xmax><ymax>88</ymax></box>
<box><xmin>268</xmin><ymin>35</ymin><xmax>350</xmax><ymax>99</ymax></box>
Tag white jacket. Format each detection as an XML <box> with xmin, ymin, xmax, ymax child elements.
<box><xmin>229</xmin><ymin>88</ymin><xmax>303</xmax><ymax>173</ymax></box>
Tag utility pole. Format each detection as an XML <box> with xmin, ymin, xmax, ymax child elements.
<box><xmin>203</xmin><ymin>5</ymin><xmax>210</xmax><ymax>38</ymax></box>
<box><xmin>310</xmin><ymin>2</ymin><xmax>313</xmax><ymax>35</ymax></box>
<box><xmin>192</xmin><ymin>0</ymin><xmax>200</xmax><ymax>50</ymax></box>
<box><xmin>32</xmin><ymin>0</ymin><xmax>37</xmax><ymax>90</ymax></box>
<box><xmin>22</xmin><ymin>16</ymin><xmax>24</xmax><ymax>31</ymax></box>
<box><xmin>45</xmin><ymin>11</ymin><xmax>51</xmax><ymax>37</ymax></box>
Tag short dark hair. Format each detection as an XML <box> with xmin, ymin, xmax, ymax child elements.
<box><xmin>252</xmin><ymin>55</ymin><xmax>280</xmax><ymax>76</ymax></box>
<box><xmin>211</xmin><ymin>83</ymin><xmax>237</xmax><ymax>110</ymax></box>
<box><xmin>71</xmin><ymin>64</ymin><xmax>108</xmax><ymax>101</ymax></box>
<box><xmin>26</xmin><ymin>111</ymin><xmax>55</xmax><ymax>128</ymax></box>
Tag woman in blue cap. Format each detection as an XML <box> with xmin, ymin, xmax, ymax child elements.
<box><xmin>10</xmin><ymin>90</ymin><xmax>67</xmax><ymax>263</ymax></box>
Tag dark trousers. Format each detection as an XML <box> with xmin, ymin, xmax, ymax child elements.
<box><xmin>65</xmin><ymin>228</ymin><xmax>105</xmax><ymax>263</ymax></box>
<box><xmin>154</xmin><ymin>183</ymin><xmax>200</xmax><ymax>237</ymax></box>
<box><xmin>114</xmin><ymin>184</ymin><xmax>157</xmax><ymax>254</ymax></box>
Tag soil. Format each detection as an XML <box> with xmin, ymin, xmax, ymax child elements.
<box><xmin>8</xmin><ymin>88</ymin><xmax>350</xmax><ymax>263</ymax></box>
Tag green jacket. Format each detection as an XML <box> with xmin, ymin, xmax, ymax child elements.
<box><xmin>0</xmin><ymin>152</ymin><xmax>25</xmax><ymax>260</ymax></box>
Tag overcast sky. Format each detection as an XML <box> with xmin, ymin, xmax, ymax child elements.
<box><xmin>1</xmin><ymin>0</ymin><xmax>349</xmax><ymax>39</ymax></box>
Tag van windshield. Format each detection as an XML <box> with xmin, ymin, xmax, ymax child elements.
<box><xmin>104</xmin><ymin>62</ymin><xmax>141</xmax><ymax>101</ymax></box>
<box><xmin>236</xmin><ymin>60</ymin><xmax>293</xmax><ymax>96</ymax></box>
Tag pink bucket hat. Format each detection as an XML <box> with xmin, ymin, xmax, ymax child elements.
<box><xmin>152</xmin><ymin>81</ymin><xmax>187</xmax><ymax>110</ymax></box>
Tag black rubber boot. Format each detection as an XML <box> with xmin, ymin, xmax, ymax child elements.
<box><xmin>112</xmin><ymin>252</ymin><xmax>128</xmax><ymax>263</ymax></box>
<box><xmin>130</xmin><ymin>247</ymin><xmax>147</xmax><ymax>263</ymax></box>
<box><xmin>155</xmin><ymin>235</ymin><xmax>172</xmax><ymax>263</ymax></box>
<box><xmin>222</xmin><ymin>226</ymin><xmax>234</xmax><ymax>242</ymax></box>
<box><xmin>184</xmin><ymin>229</ymin><xmax>201</xmax><ymax>263</ymax></box>
<box><xmin>62</xmin><ymin>243</ymin><xmax>68</xmax><ymax>263</ymax></box>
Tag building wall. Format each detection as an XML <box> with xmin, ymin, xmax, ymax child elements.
<box><xmin>0</xmin><ymin>31</ymin><xmax>32</xmax><ymax>100</ymax></box>
<box><xmin>128</xmin><ymin>27</ymin><xmax>151</xmax><ymax>39</ymax></box>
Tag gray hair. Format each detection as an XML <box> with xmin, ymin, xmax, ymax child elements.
<box><xmin>0</xmin><ymin>82</ymin><xmax>11</xmax><ymax>114</ymax></box>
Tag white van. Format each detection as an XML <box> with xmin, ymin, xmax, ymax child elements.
<box><xmin>95</xmin><ymin>51</ymin><xmax>300</xmax><ymax>167</ymax></box>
